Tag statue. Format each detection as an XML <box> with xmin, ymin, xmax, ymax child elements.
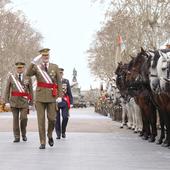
<box><xmin>72</xmin><ymin>68</ymin><xmax>77</xmax><ymax>82</ymax></box>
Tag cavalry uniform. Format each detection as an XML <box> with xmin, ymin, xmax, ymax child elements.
<box><xmin>4</xmin><ymin>62</ymin><xmax>33</xmax><ymax>142</ymax></box>
<box><xmin>55</xmin><ymin>69</ymin><xmax>73</xmax><ymax>138</ymax></box>
<box><xmin>26</xmin><ymin>48</ymin><xmax>62</xmax><ymax>148</ymax></box>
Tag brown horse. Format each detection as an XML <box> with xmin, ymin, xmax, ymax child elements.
<box><xmin>125</xmin><ymin>48</ymin><xmax>157</xmax><ymax>142</ymax></box>
<box><xmin>115</xmin><ymin>62</ymin><xmax>129</xmax><ymax>98</ymax></box>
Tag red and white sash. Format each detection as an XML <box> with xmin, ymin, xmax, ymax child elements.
<box><xmin>37</xmin><ymin>64</ymin><xmax>52</xmax><ymax>83</ymax></box>
<box><xmin>36</xmin><ymin>64</ymin><xmax>58</xmax><ymax>96</ymax></box>
<box><xmin>9</xmin><ymin>72</ymin><xmax>27</xmax><ymax>99</ymax></box>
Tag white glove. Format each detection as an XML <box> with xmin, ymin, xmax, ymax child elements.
<box><xmin>5</xmin><ymin>103</ymin><xmax>10</xmax><ymax>108</ymax></box>
<box><xmin>56</xmin><ymin>97</ymin><xmax>62</xmax><ymax>103</ymax></box>
<box><xmin>70</xmin><ymin>104</ymin><xmax>73</xmax><ymax>108</ymax></box>
<box><xmin>29</xmin><ymin>105</ymin><xmax>33</xmax><ymax>110</ymax></box>
<box><xmin>31</xmin><ymin>55</ymin><xmax>42</xmax><ymax>64</ymax></box>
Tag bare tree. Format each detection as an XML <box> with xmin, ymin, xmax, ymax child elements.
<box><xmin>88</xmin><ymin>0</ymin><xmax>170</xmax><ymax>81</ymax></box>
<box><xmin>0</xmin><ymin>0</ymin><xmax>10</xmax><ymax>8</ymax></box>
<box><xmin>0</xmin><ymin>3</ymin><xmax>43</xmax><ymax>95</ymax></box>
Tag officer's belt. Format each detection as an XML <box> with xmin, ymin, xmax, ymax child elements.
<box><xmin>37</xmin><ymin>82</ymin><xmax>58</xmax><ymax>96</ymax></box>
<box><xmin>11</xmin><ymin>91</ymin><xmax>32</xmax><ymax>100</ymax></box>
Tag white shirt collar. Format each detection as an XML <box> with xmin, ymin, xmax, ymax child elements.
<box><xmin>43</xmin><ymin>62</ymin><xmax>49</xmax><ymax>68</ymax></box>
<box><xmin>17</xmin><ymin>73</ymin><xmax>23</xmax><ymax>76</ymax></box>
<box><xmin>17</xmin><ymin>73</ymin><xmax>23</xmax><ymax>81</ymax></box>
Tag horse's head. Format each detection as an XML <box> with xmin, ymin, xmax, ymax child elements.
<box><xmin>141</xmin><ymin>50</ymin><xmax>155</xmax><ymax>84</ymax></box>
<box><xmin>149</xmin><ymin>50</ymin><xmax>161</xmax><ymax>92</ymax></box>
<box><xmin>115</xmin><ymin>62</ymin><xmax>123</xmax><ymax>76</ymax></box>
<box><xmin>126</xmin><ymin>48</ymin><xmax>149</xmax><ymax>85</ymax></box>
<box><xmin>115</xmin><ymin>62</ymin><xmax>128</xmax><ymax>91</ymax></box>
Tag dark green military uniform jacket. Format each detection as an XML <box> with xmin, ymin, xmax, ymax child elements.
<box><xmin>26</xmin><ymin>63</ymin><xmax>62</xmax><ymax>103</ymax></box>
<box><xmin>4</xmin><ymin>73</ymin><xmax>33</xmax><ymax>108</ymax></box>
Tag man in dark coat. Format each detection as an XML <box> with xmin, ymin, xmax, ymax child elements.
<box><xmin>55</xmin><ymin>68</ymin><xmax>73</xmax><ymax>139</ymax></box>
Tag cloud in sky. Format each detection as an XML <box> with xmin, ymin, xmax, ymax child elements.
<box><xmin>11</xmin><ymin>0</ymin><xmax>109</xmax><ymax>90</ymax></box>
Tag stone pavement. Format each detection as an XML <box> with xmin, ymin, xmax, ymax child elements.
<box><xmin>0</xmin><ymin>108</ymin><xmax>123</xmax><ymax>132</ymax></box>
<box><xmin>0</xmin><ymin>108</ymin><xmax>170</xmax><ymax>170</ymax></box>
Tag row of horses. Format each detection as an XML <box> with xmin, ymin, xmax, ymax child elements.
<box><xmin>115</xmin><ymin>47</ymin><xmax>170</xmax><ymax>148</ymax></box>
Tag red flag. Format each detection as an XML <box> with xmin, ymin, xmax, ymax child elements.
<box><xmin>118</xmin><ymin>35</ymin><xmax>123</xmax><ymax>45</ymax></box>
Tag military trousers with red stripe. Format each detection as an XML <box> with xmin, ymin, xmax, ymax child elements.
<box><xmin>55</xmin><ymin>99</ymin><xmax>69</xmax><ymax>137</ymax></box>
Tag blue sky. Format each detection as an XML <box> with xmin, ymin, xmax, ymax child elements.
<box><xmin>10</xmin><ymin>0</ymin><xmax>109</xmax><ymax>90</ymax></box>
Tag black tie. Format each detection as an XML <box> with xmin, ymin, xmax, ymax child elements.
<box><xmin>44</xmin><ymin>63</ymin><xmax>48</xmax><ymax>72</ymax></box>
<box><xmin>19</xmin><ymin>74</ymin><xmax>21</xmax><ymax>82</ymax></box>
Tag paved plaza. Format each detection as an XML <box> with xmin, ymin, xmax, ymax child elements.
<box><xmin>0</xmin><ymin>108</ymin><xmax>170</xmax><ymax>170</ymax></box>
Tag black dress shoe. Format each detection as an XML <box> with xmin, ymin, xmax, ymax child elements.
<box><xmin>148</xmin><ymin>136</ymin><xmax>155</xmax><ymax>143</ymax></box>
<box><xmin>62</xmin><ymin>133</ymin><xmax>66</xmax><ymax>138</ymax></box>
<box><xmin>39</xmin><ymin>144</ymin><xmax>46</xmax><ymax>149</ymax></box>
<box><xmin>56</xmin><ymin>136</ymin><xmax>61</xmax><ymax>139</ymax></box>
<box><xmin>161</xmin><ymin>143</ymin><xmax>169</xmax><ymax>147</ymax></box>
<box><xmin>22</xmin><ymin>136</ymin><xmax>27</xmax><ymax>141</ymax></box>
<box><xmin>13</xmin><ymin>138</ymin><xmax>20</xmax><ymax>143</ymax></box>
<box><xmin>48</xmin><ymin>137</ymin><xmax>54</xmax><ymax>147</ymax></box>
<box><xmin>142</xmin><ymin>135</ymin><xmax>148</xmax><ymax>140</ymax></box>
<box><xmin>139</xmin><ymin>132</ymin><xmax>144</xmax><ymax>137</ymax></box>
<box><xmin>156</xmin><ymin>138</ymin><xmax>163</xmax><ymax>145</ymax></box>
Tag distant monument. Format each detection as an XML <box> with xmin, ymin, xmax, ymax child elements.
<box><xmin>71</xmin><ymin>68</ymin><xmax>81</xmax><ymax>107</ymax></box>
<box><xmin>71</xmin><ymin>68</ymin><xmax>78</xmax><ymax>88</ymax></box>
<box><xmin>72</xmin><ymin>68</ymin><xmax>77</xmax><ymax>83</ymax></box>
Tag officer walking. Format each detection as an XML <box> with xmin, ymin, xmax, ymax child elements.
<box><xmin>26</xmin><ymin>48</ymin><xmax>62</xmax><ymax>149</ymax></box>
<box><xmin>4</xmin><ymin>62</ymin><xmax>33</xmax><ymax>142</ymax></box>
<box><xmin>55</xmin><ymin>68</ymin><xmax>73</xmax><ymax>139</ymax></box>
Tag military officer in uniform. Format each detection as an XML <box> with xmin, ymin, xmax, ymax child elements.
<box><xmin>4</xmin><ymin>62</ymin><xmax>33</xmax><ymax>142</ymax></box>
<box><xmin>55</xmin><ymin>68</ymin><xmax>73</xmax><ymax>139</ymax></box>
<box><xmin>26</xmin><ymin>48</ymin><xmax>62</xmax><ymax>149</ymax></box>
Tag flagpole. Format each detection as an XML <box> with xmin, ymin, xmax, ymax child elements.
<box><xmin>115</xmin><ymin>34</ymin><xmax>122</xmax><ymax>66</ymax></box>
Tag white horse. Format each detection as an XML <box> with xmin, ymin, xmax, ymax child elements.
<box><xmin>129</xmin><ymin>97</ymin><xmax>143</xmax><ymax>133</ymax></box>
<box><xmin>149</xmin><ymin>51</ymin><xmax>160</xmax><ymax>93</ymax></box>
<box><xmin>149</xmin><ymin>50</ymin><xmax>170</xmax><ymax>144</ymax></box>
<box><xmin>157</xmin><ymin>50</ymin><xmax>170</xmax><ymax>92</ymax></box>
<box><xmin>120</xmin><ymin>96</ymin><xmax>128</xmax><ymax>128</ymax></box>
<box><xmin>119</xmin><ymin>96</ymin><xmax>142</xmax><ymax>132</ymax></box>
